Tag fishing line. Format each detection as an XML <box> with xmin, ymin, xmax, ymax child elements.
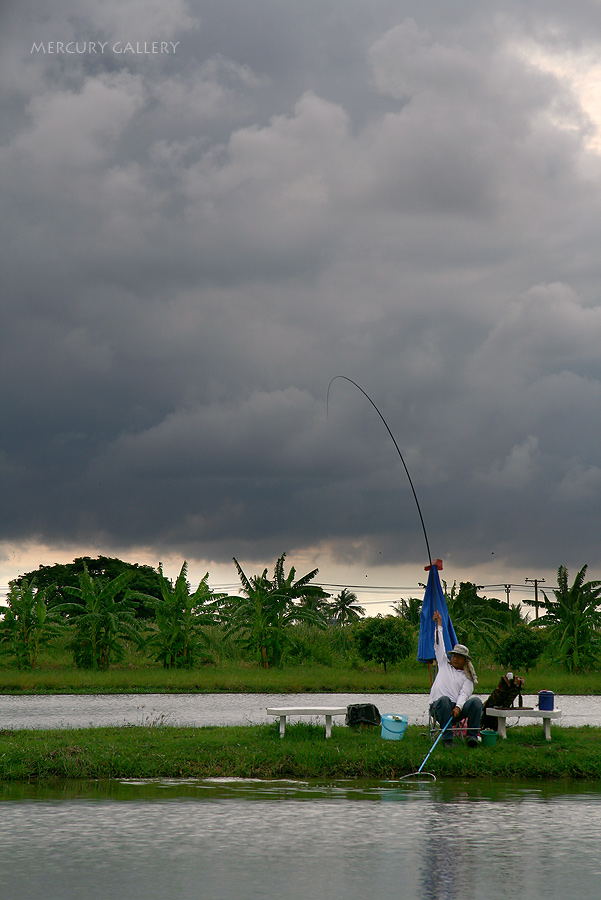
<box><xmin>326</xmin><ymin>375</ymin><xmax>433</xmax><ymax>568</ymax></box>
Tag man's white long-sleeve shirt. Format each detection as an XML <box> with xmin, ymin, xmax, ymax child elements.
<box><xmin>428</xmin><ymin>624</ymin><xmax>473</xmax><ymax>710</ymax></box>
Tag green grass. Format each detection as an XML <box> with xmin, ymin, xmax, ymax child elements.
<box><xmin>1</xmin><ymin>722</ymin><xmax>600</xmax><ymax>781</ymax></box>
<box><xmin>4</xmin><ymin>634</ymin><xmax>601</xmax><ymax>695</ymax></box>
<box><xmin>0</xmin><ymin>662</ymin><xmax>435</xmax><ymax>694</ymax></box>
<box><xmin>3</xmin><ymin>659</ymin><xmax>601</xmax><ymax>695</ymax></box>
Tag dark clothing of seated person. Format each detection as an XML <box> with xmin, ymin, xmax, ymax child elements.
<box><xmin>429</xmin><ymin>610</ymin><xmax>482</xmax><ymax>747</ymax></box>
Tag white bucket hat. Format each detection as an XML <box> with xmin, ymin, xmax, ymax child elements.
<box><xmin>449</xmin><ymin>643</ymin><xmax>478</xmax><ymax>684</ymax></box>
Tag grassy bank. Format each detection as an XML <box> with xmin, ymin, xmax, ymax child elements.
<box><xmin>1</xmin><ymin>661</ymin><xmax>601</xmax><ymax>695</ymax></box>
<box><xmin>2</xmin><ymin>722</ymin><xmax>601</xmax><ymax>781</ymax></box>
<box><xmin>0</xmin><ymin>663</ymin><xmax>433</xmax><ymax>695</ymax></box>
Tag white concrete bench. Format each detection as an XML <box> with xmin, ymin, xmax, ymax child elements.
<box><xmin>266</xmin><ymin>706</ymin><xmax>347</xmax><ymax>739</ymax></box>
<box><xmin>485</xmin><ymin>707</ymin><xmax>562</xmax><ymax>741</ymax></box>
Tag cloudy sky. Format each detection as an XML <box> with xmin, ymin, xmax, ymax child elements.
<box><xmin>1</xmin><ymin>0</ymin><xmax>600</xmax><ymax>607</ymax></box>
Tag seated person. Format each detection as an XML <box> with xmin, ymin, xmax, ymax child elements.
<box><xmin>429</xmin><ymin>609</ymin><xmax>483</xmax><ymax>747</ymax></box>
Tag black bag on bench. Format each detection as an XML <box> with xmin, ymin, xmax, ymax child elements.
<box><xmin>346</xmin><ymin>703</ymin><xmax>381</xmax><ymax>727</ymax></box>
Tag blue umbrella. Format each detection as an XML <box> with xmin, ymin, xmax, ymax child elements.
<box><xmin>417</xmin><ymin>563</ymin><xmax>457</xmax><ymax>661</ymax></box>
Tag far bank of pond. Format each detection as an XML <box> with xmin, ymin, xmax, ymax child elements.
<box><xmin>2</xmin><ymin>722</ymin><xmax>601</xmax><ymax>782</ymax></box>
<box><xmin>2</xmin><ymin>662</ymin><xmax>601</xmax><ymax>696</ymax></box>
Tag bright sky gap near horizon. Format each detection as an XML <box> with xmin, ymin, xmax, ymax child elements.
<box><xmin>0</xmin><ymin>0</ymin><xmax>599</xmax><ymax>610</ymax></box>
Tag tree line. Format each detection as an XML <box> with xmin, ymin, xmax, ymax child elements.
<box><xmin>1</xmin><ymin>553</ymin><xmax>369</xmax><ymax>671</ymax></box>
<box><xmin>409</xmin><ymin>566</ymin><xmax>601</xmax><ymax>674</ymax></box>
<box><xmin>1</xmin><ymin>554</ymin><xmax>599</xmax><ymax>674</ymax></box>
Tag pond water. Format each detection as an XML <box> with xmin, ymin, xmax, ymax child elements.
<box><xmin>1</xmin><ymin>778</ymin><xmax>601</xmax><ymax>900</ymax></box>
<box><xmin>0</xmin><ymin>692</ymin><xmax>598</xmax><ymax>729</ymax></box>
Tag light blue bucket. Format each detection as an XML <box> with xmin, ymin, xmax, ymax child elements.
<box><xmin>380</xmin><ymin>714</ymin><xmax>408</xmax><ymax>741</ymax></box>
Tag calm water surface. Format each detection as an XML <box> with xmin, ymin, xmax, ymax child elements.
<box><xmin>1</xmin><ymin>778</ymin><xmax>600</xmax><ymax>900</ymax></box>
<box><xmin>0</xmin><ymin>692</ymin><xmax>596</xmax><ymax>729</ymax></box>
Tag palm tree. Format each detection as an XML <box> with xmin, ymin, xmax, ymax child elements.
<box><xmin>536</xmin><ymin>565</ymin><xmax>601</xmax><ymax>672</ymax></box>
<box><xmin>330</xmin><ymin>588</ymin><xmax>365</xmax><ymax>625</ymax></box>
<box><xmin>392</xmin><ymin>597</ymin><xmax>421</xmax><ymax>626</ymax></box>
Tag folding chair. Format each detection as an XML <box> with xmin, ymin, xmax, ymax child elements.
<box><xmin>428</xmin><ymin>707</ymin><xmax>468</xmax><ymax>742</ymax></box>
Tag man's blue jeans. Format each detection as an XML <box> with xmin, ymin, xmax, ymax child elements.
<box><xmin>430</xmin><ymin>696</ymin><xmax>483</xmax><ymax>743</ymax></box>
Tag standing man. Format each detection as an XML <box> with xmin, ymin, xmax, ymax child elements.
<box><xmin>430</xmin><ymin>609</ymin><xmax>482</xmax><ymax>747</ymax></box>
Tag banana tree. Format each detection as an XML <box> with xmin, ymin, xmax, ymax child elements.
<box><xmin>0</xmin><ymin>580</ymin><xmax>62</xmax><ymax>669</ymax></box>
<box><xmin>444</xmin><ymin>580</ymin><xmax>517</xmax><ymax>654</ymax></box>
<box><xmin>536</xmin><ymin>565</ymin><xmax>601</xmax><ymax>672</ymax></box>
<box><xmin>54</xmin><ymin>564</ymin><xmax>140</xmax><ymax>669</ymax></box>
<box><xmin>129</xmin><ymin>562</ymin><xmax>221</xmax><ymax>669</ymax></box>
<box><xmin>225</xmin><ymin>553</ymin><xmax>329</xmax><ymax>667</ymax></box>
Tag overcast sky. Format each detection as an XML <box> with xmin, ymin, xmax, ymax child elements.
<box><xmin>1</xmin><ymin>0</ymin><xmax>600</xmax><ymax>606</ymax></box>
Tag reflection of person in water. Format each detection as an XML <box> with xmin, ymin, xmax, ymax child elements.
<box><xmin>419</xmin><ymin>823</ymin><xmax>457</xmax><ymax>900</ymax></box>
<box><xmin>429</xmin><ymin>609</ymin><xmax>482</xmax><ymax>746</ymax></box>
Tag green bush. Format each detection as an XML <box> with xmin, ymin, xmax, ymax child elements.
<box><xmin>495</xmin><ymin>623</ymin><xmax>545</xmax><ymax>672</ymax></box>
<box><xmin>353</xmin><ymin>615</ymin><xmax>414</xmax><ymax>672</ymax></box>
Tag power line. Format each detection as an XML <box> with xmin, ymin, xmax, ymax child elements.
<box><xmin>317</xmin><ymin>582</ymin><xmax>424</xmax><ymax>592</ymax></box>
<box><xmin>477</xmin><ymin>582</ymin><xmax>557</xmax><ymax>594</ymax></box>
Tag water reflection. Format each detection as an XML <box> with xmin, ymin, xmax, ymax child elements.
<box><xmin>1</xmin><ymin>779</ymin><xmax>601</xmax><ymax>899</ymax></box>
<box><xmin>1</xmin><ymin>775</ymin><xmax>601</xmax><ymax>803</ymax></box>
<box><xmin>420</xmin><ymin>823</ymin><xmax>455</xmax><ymax>899</ymax></box>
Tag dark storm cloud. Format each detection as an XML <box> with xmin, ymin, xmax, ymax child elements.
<box><xmin>0</xmin><ymin>0</ymin><xmax>600</xmax><ymax>577</ymax></box>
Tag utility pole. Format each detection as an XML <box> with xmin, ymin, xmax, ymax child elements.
<box><xmin>525</xmin><ymin>577</ymin><xmax>545</xmax><ymax>619</ymax></box>
<box><xmin>504</xmin><ymin>584</ymin><xmax>511</xmax><ymax>609</ymax></box>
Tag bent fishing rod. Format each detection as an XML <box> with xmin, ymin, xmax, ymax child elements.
<box><xmin>326</xmin><ymin>375</ymin><xmax>433</xmax><ymax>569</ymax></box>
